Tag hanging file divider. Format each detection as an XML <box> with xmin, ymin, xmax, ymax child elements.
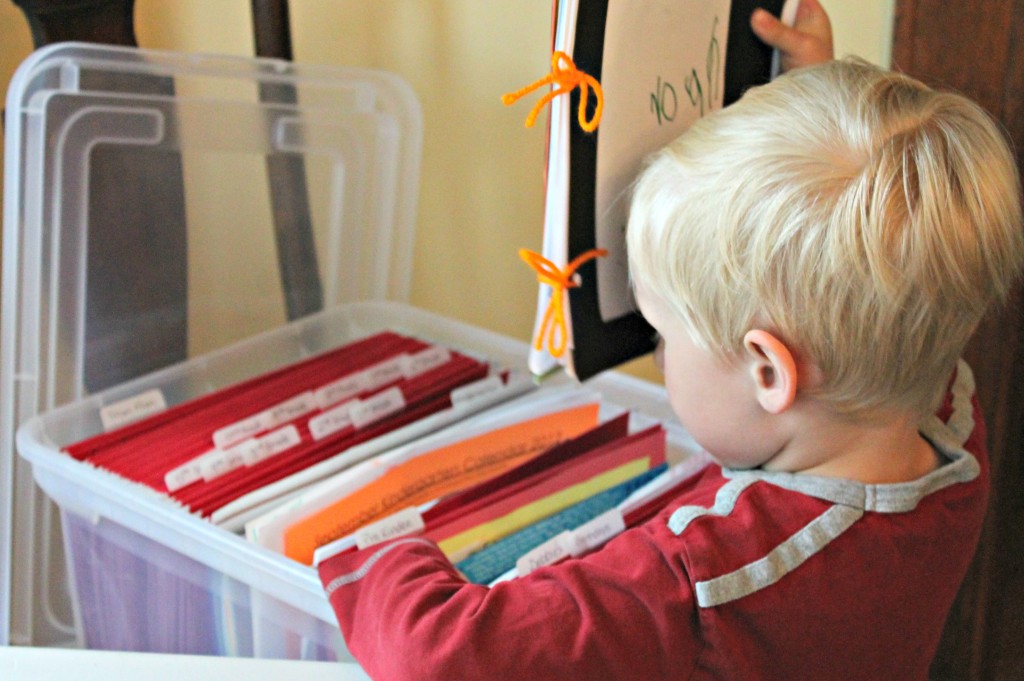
<box><xmin>65</xmin><ymin>331</ymin><xmax>415</xmax><ymax>460</ymax></box>
<box><xmin>259</xmin><ymin>387</ymin><xmax>605</xmax><ymax>561</ymax></box>
<box><xmin>177</xmin><ymin>362</ymin><xmax>489</xmax><ymax>518</ymax></box>
<box><xmin>60</xmin><ymin>330</ymin><xmax>498</xmax><ymax>519</ymax></box>
<box><xmin>211</xmin><ymin>368</ymin><xmax>533</xmax><ymax>530</ymax></box>
<box><xmin>280</xmin><ymin>399</ymin><xmax>603</xmax><ymax>565</ymax></box>
<box><xmin>132</xmin><ymin>333</ymin><xmax>426</xmax><ymax>486</ymax></box>
<box><xmin>71</xmin><ymin>331</ymin><xmax>422</xmax><ymax>482</ymax></box>
<box><xmin>309</xmin><ymin>411</ymin><xmax>668</xmax><ymax>580</ymax></box>
<box><xmin>420</xmin><ymin>422</ymin><xmax>666</xmax><ymax>561</ymax></box>
<box><xmin>482</xmin><ymin>450</ymin><xmax>716</xmax><ymax>586</ymax></box>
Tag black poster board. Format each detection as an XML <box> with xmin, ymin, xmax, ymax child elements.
<box><xmin>561</xmin><ymin>0</ymin><xmax>785</xmax><ymax>380</ymax></box>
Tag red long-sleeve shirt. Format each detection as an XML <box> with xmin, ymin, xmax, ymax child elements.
<box><xmin>319</xmin><ymin>362</ymin><xmax>986</xmax><ymax>680</ymax></box>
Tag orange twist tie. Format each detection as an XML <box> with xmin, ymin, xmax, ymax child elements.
<box><xmin>520</xmin><ymin>248</ymin><xmax>608</xmax><ymax>357</ymax></box>
<box><xmin>502</xmin><ymin>51</ymin><xmax>604</xmax><ymax>133</ymax></box>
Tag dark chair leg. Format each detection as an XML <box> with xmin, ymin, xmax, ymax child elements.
<box><xmin>251</xmin><ymin>0</ymin><xmax>324</xmax><ymax>321</ymax></box>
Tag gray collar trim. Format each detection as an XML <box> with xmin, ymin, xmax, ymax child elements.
<box><xmin>720</xmin><ymin>361</ymin><xmax>980</xmax><ymax>514</ymax></box>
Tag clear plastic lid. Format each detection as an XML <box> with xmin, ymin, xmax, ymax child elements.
<box><xmin>1</xmin><ymin>43</ymin><xmax>422</xmax><ymax>646</ymax></box>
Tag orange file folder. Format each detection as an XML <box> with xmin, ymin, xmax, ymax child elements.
<box><xmin>283</xmin><ymin>402</ymin><xmax>600</xmax><ymax>564</ymax></box>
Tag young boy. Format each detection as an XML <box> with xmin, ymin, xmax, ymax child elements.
<box><xmin>318</xmin><ymin>45</ymin><xmax>1023</xmax><ymax>681</ymax></box>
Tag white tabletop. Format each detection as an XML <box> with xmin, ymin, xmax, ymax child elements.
<box><xmin>1</xmin><ymin>646</ymin><xmax>371</xmax><ymax>680</ymax></box>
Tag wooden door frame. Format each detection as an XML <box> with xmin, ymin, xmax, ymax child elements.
<box><xmin>893</xmin><ymin>1</ymin><xmax>1024</xmax><ymax>678</ymax></box>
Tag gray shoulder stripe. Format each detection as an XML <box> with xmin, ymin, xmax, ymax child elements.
<box><xmin>668</xmin><ymin>477</ymin><xmax>758</xmax><ymax>535</ymax></box>
<box><xmin>695</xmin><ymin>504</ymin><xmax>864</xmax><ymax>608</ymax></box>
<box><xmin>324</xmin><ymin>537</ymin><xmax>437</xmax><ymax>597</ymax></box>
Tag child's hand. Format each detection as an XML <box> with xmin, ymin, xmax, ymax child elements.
<box><xmin>751</xmin><ymin>0</ymin><xmax>834</xmax><ymax>73</ymax></box>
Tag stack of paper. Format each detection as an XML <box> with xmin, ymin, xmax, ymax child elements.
<box><xmin>248</xmin><ymin>387</ymin><xmax>606</xmax><ymax>564</ymax></box>
<box><xmin>306</xmin><ymin>399</ymin><xmax>701</xmax><ymax>581</ymax></box>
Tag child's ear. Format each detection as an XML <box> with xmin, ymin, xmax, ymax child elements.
<box><xmin>742</xmin><ymin>329</ymin><xmax>798</xmax><ymax>414</ymax></box>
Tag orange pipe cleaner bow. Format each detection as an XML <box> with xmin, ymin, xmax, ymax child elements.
<box><xmin>502</xmin><ymin>51</ymin><xmax>604</xmax><ymax>132</ymax></box>
<box><xmin>520</xmin><ymin>247</ymin><xmax>608</xmax><ymax>358</ymax></box>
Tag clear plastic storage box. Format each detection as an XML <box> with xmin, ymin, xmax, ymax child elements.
<box><xmin>2</xmin><ymin>44</ymin><xmax>682</xmax><ymax>660</ymax></box>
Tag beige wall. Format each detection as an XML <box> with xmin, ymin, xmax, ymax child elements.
<box><xmin>0</xmin><ymin>0</ymin><xmax>894</xmax><ymax>383</ymax></box>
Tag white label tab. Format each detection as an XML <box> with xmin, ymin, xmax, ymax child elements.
<box><xmin>264</xmin><ymin>391</ymin><xmax>317</xmax><ymax>429</ymax></box>
<box><xmin>516</xmin><ymin>532</ymin><xmax>574</xmax><ymax>576</ymax></box>
<box><xmin>100</xmin><ymin>389</ymin><xmax>167</xmax><ymax>431</ymax></box>
<box><xmin>164</xmin><ymin>459</ymin><xmax>203</xmax><ymax>493</ymax></box>
<box><xmin>402</xmin><ymin>346</ymin><xmax>452</xmax><ymax>378</ymax></box>
<box><xmin>314</xmin><ymin>373</ymin><xmax>368</xmax><ymax>410</ymax></box>
<box><xmin>213</xmin><ymin>392</ymin><xmax>314</xmax><ymax>450</ymax></box>
<box><xmin>213</xmin><ymin>413</ymin><xmax>270</xmax><ymax>450</ymax></box>
<box><xmin>242</xmin><ymin>425</ymin><xmax>302</xmax><ymax>466</ymax></box>
<box><xmin>569</xmin><ymin>509</ymin><xmax>626</xmax><ymax>556</ymax></box>
<box><xmin>199</xmin><ymin>446</ymin><xmax>246</xmax><ymax>482</ymax></box>
<box><xmin>349</xmin><ymin>387</ymin><xmax>406</xmax><ymax>430</ymax></box>
<box><xmin>449</xmin><ymin>375</ymin><xmax>504</xmax><ymax>407</ymax></box>
<box><xmin>200</xmin><ymin>453</ymin><xmax>231</xmax><ymax>482</ymax></box>
<box><xmin>362</xmin><ymin>357</ymin><xmax>408</xmax><ymax>392</ymax></box>
<box><xmin>308</xmin><ymin>400</ymin><xmax>357</xmax><ymax>441</ymax></box>
<box><xmin>355</xmin><ymin>507</ymin><xmax>425</xmax><ymax>550</ymax></box>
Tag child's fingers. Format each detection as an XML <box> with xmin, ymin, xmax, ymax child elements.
<box><xmin>792</xmin><ymin>0</ymin><xmax>834</xmax><ymax>52</ymax></box>
<box><xmin>750</xmin><ymin>8</ymin><xmax>793</xmax><ymax>52</ymax></box>
<box><xmin>750</xmin><ymin>3</ymin><xmax>834</xmax><ymax>72</ymax></box>
<box><xmin>750</xmin><ymin>8</ymin><xmax>811</xmax><ymax>57</ymax></box>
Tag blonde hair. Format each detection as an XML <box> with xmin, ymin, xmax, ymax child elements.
<box><xmin>627</xmin><ymin>58</ymin><xmax>1024</xmax><ymax>417</ymax></box>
